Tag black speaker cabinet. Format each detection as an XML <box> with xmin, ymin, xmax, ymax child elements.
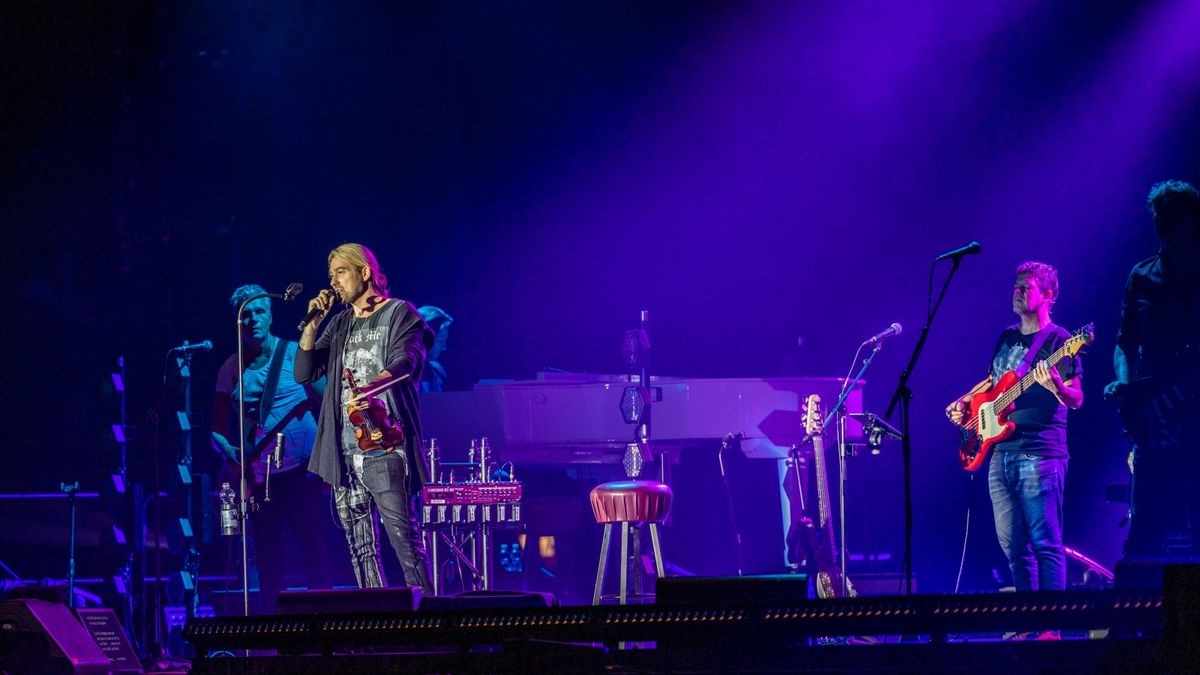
<box><xmin>0</xmin><ymin>599</ymin><xmax>110</xmax><ymax>674</ymax></box>
<box><xmin>656</xmin><ymin>573</ymin><xmax>810</xmax><ymax>606</ymax></box>
<box><xmin>276</xmin><ymin>586</ymin><xmax>421</xmax><ymax>615</ymax></box>
<box><xmin>419</xmin><ymin>590</ymin><xmax>558</xmax><ymax>612</ymax></box>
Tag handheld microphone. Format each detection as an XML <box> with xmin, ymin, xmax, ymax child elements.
<box><xmin>297</xmin><ymin>308</ymin><xmax>323</xmax><ymax>332</ymax></box>
<box><xmin>171</xmin><ymin>340</ymin><xmax>213</xmax><ymax>353</ymax></box>
<box><xmin>297</xmin><ymin>290</ymin><xmax>334</xmax><ymax>332</ymax></box>
<box><xmin>862</xmin><ymin>323</ymin><xmax>903</xmax><ymax>346</ymax></box>
<box><xmin>934</xmin><ymin>241</ymin><xmax>982</xmax><ymax>262</ymax></box>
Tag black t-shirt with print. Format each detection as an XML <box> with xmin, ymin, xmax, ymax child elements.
<box><xmin>988</xmin><ymin>323</ymin><xmax>1082</xmax><ymax>458</ymax></box>
<box><xmin>340</xmin><ymin>303</ymin><xmax>395</xmax><ymax>457</ymax></box>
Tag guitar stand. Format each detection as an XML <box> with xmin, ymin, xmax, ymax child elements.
<box><xmin>429</xmin><ymin>525</ymin><xmax>493</xmax><ymax>595</ymax></box>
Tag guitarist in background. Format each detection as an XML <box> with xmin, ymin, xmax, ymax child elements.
<box><xmin>1105</xmin><ymin>180</ymin><xmax>1200</xmax><ymax>578</ymax></box>
<box><xmin>212</xmin><ymin>284</ymin><xmax>335</xmax><ymax>614</ymax></box>
<box><xmin>947</xmin><ymin>262</ymin><xmax>1083</xmax><ymax>592</ymax></box>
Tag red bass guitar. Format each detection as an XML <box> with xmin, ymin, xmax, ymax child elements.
<box><xmin>958</xmin><ymin>323</ymin><xmax>1093</xmax><ymax>472</ymax></box>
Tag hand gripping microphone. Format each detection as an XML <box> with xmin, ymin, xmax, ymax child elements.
<box><xmin>297</xmin><ymin>289</ymin><xmax>334</xmax><ymax>332</ymax></box>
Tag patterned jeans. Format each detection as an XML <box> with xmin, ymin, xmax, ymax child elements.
<box><xmin>334</xmin><ymin>452</ymin><xmax>432</xmax><ymax>593</ymax></box>
<box><xmin>988</xmin><ymin>451</ymin><xmax>1067</xmax><ymax>591</ymax></box>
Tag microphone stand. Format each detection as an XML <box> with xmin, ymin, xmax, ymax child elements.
<box><xmin>823</xmin><ymin>341</ymin><xmax>883</xmax><ymax>598</ymax></box>
<box><xmin>61</xmin><ymin>481</ymin><xmax>80</xmax><ymax>608</ymax></box>
<box><xmin>885</xmin><ymin>256</ymin><xmax>965</xmax><ymax>595</ymax></box>
<box><xmin>234</xmin><ymin>286</ymin><xmax>300</xmax><ymax>616</ymax></box>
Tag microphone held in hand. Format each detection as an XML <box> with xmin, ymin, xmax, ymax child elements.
<box><xmin>934</xmin><ymin>241</ymin><xmax>982</xmax><ymax>262</ymax></box>
<box><xmin>862</xmin><ymin>323</ymin><xmax>903</xmax><ymax>346</ymax></box>
<box><xmin>297</xmin><ymin>290</ymin><xmax>335</xmax><ymax>331</ymax></box>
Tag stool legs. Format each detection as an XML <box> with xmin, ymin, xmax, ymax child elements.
<box><xmin>649</xmin><ymin>522</ymin><xmax>666</xmax><ymax>579</ymax></box>
<box><xmin>619</xmin><ymin>522</ymin><xmax>630</xmax><ymax>605</ymax></box>
<box><xmin>593</xmin><ymin>523</ymin><xmax>612</xmax><ymax>606</ymax></box>
<box><xmin>594</xmin><ymin>520</ymin><xmax>667</xmax><ymax>606</ymax></box>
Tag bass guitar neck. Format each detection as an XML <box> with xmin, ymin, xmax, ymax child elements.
<box><xmin>802</xmin><ymin>394</ymin><xmax>856</xmax><ymax>599</ymax></box>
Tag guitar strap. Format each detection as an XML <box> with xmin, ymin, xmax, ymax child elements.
<box><xmin>1015</xmin><ymin>326</ymin><xmax>1055</xmax><ymax>378</ymax></box>
<box><xmin>252</xmin><ymin>338</ymin><xmax>291</xmax><ymax>442</ymax></box>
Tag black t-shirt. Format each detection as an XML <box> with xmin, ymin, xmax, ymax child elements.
<box><xmin>340</xmin><ymin>302</ymin><xmax>397</xmax><ymax>458</ymax></box>
<box><xmin>988</xmin><ymin>323</ymin><xmax>1082</xmax><ymax>458</ymax></box>
<box><xmin>1116</xmin><ymin>255</ymin><xmax>1200</xmax><ymax>380</ymax></box>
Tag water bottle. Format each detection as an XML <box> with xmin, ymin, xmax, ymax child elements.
<box><xmin>219</xmin><ymin>482</ymin><xmax>239</xmax><ymax>536</ymax></box>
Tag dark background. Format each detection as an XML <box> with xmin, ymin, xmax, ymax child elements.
<box><xmin>3</xmin><ymin>0</ymin><xmax>1199</xmax><ymax>596</ymax></box>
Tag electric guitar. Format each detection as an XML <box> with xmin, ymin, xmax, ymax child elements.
<box><xmin>958</xmin><ymin>323</ymin><xmax>1093</xmax><ymax>472</ymax></box>
<box><xmin>1115</xmin><ymin>368</ymin><xmax>1200</xmax><ymax>450</ymax></box>
<box><xmin>797</xmin><ymin>394</ymin><xmax>857</xmax><ymax>599</ymax></box>
<box><xmin>218</xmin><ymin>398</ymin><xmax>314</xmax><ymax>487</ymax></box>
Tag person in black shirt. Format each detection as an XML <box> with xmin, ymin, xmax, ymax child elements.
<box><xmin>1106</xmin><ymin>180</ymin><xmax>1200</xmax><ymax>574</ymax></box>
<box><xmin>295</xmin><ymin>243</ymin><xmax>435</xmax><ymax>593</ymax></box>
<box><xmin>947</xmin><ymin>261</ymin><xmax>1083</xmax><ymax>591</ymax></box>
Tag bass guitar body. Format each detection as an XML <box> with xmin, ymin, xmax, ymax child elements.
<box><xmin>959</xmin><ymin>370</ymin><xmax>1019</xmax><ymax>472</ymax></box>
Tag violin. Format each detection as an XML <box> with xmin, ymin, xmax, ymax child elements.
<box><xmin>343</xmin><ymin>368</ymin><xmax>406</xmax><ymax>453</ymax></box>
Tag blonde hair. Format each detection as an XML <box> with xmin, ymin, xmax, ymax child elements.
<box><xmin>328</xmin><ymin>243</ymin><xmax>389</xmax><ymax>297</ymax></box>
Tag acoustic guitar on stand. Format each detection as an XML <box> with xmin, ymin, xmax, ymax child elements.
<box><xmin>956</xmin><ymin>323</ymin><xmax>1093</xmax><ymax>472</ymax></box>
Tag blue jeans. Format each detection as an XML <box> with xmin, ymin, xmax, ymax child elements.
<box><xmin>988</xmin><ymin>452</ymin><xmax>1067</xmax><ymax>591</ymax></box>
<box><xmin>334</xmin><ymin>452</ymin><xmax>432</xmax><ymax>593</ymax></box>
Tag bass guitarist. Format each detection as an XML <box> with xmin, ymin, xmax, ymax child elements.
<box><xmin>1105</xmin><ymin>180</ymin><xmax>1200</xmax><ymax>580</ymax></box>
<box><xmin>212</xmin><ymin>283</ymin><xmax>335</xmax><ymax>614</ymax></box>
<box><xmin>946</xmin><ymin>261</ymin><xmax>1083</xmax><ymax>593</ymax></box>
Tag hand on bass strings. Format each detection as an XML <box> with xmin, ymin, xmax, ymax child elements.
<box><xmin>211</xmin><ymin>431</ymin><xmax>239</xmax><ymax>463</ymax></box>
<box><xmin>944</xmin><ymin>400</ymin><xmax>966</xmax><ymax>426</ymax></box>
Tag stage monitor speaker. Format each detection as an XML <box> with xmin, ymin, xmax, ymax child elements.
<box><xmin>1165</xmin><ymin>564</ymin><xmax>1200</xmax><ymax>673</ymax></box>
<box><xmin>419</xmin><ymin>590</ymin><xmax>558</xmax><ymax>612</ymax></box>
<box><xmin>0</xmin><ymin>599</ymin><xmax>110</xmax><ymax>674</ymax></box>
<box><xmin>849</xmin><ymin>573</ymin><xmax>914</xmax><ymax>596</ymax></box>
<box><xmin>1115</xmin><ymin>557</ymin><xmax>1173</xmax><ymax>591</ymax></box>
<box><xmin>656</xmin><ymin>573</ymin><xmax>809</xmax><ymax>606</ymax></box>
<box><xmin>276</xmin><ymin>586</ymin><xmax>421</xmax><ymax>615</ymax></box>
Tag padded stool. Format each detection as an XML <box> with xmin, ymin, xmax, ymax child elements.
<box><xmin>589</xmin><ymin>481</ymin><xmax>672</xmax><ymax>605</ymax></box>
